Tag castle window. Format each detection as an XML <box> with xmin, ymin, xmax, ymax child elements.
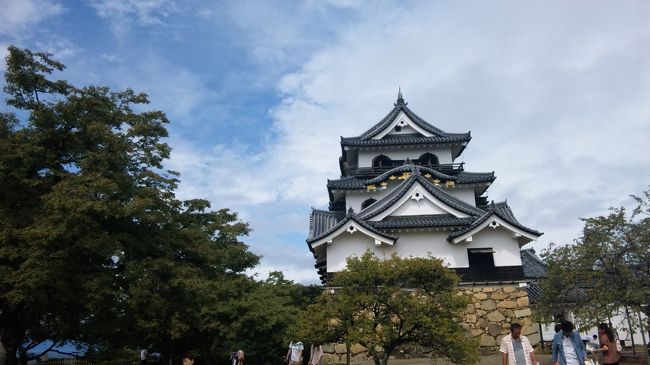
<box><xmin>468</xmin><ymin>248</ymin><xmax>495</xmax><ymax>269</ymax></box>
<box><xmin>372</xmin><ymin>155</ymin><xmax>393</xmax><ymax>168</ymax></box>
<box><xmin>394</xmin><ymin>125</ymin><xmax>402</xmax><ymax>132</ymax></box>
<box><xmin>417</xmin><ymin>153</ymin><xmax>439</xmax><ymax>167</ymax></box>
<box><xmin>361</xmin><ymin>198</ymin><xmax>377</xmax><ymax>210</ymax></box>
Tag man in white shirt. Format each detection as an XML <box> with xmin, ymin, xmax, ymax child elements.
<box><xmin>500</xmin><ymin>323</ymin><xmax>538</xmax><ymax>365</ymax></box>
<box><xmin>552</xmin><ymin>321</ymin><xmax>587</xmax><ymax>365</ymax></box>
<box><xmin>286</xmin><ymin>341</ymin><xmax>304</xmax><ymax>365</ymax></box>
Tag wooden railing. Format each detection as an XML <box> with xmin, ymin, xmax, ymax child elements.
<box><xmin>350</xmin><ymin>162</ymin><xmax>464</xmax><ymax>176</ymax></box>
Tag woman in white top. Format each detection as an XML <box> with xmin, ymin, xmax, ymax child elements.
<box><xmin>309</xmin><ymin>344</ymin><xmax>323</xmax><ymax>365</ymax></box>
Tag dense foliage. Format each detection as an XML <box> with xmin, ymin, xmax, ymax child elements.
<box><xmin>0</xmin><ymin>46</ymin><xmax>318</xmax><ymax>365</ymax></box>
<box><xmin>537</xmin><ymin>188</ymin><xmax>650</xmax><ymax>337</ymax></box>
<box><xmin>297</xmin><ymin>252</ymin><xmax>478</xmax><ymax>365</ymax></box>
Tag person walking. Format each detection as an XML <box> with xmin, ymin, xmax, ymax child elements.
<box><xmin>593</xmin><ymin>325</ymin><xmax>620</xmax><ymax>365</ymax></box>
<box><xmin>236</xmin><ymin>349</ymin><xmax>245</xmax><ymax>365</ymax></box>
<box><xmin>140</xmin><ymin>348</ymin><xmax>148</xmax><ymax>365</ymax></box>
<box><xmin>309</xmin><ymin>343</ymin><xmax>323</xmax><ymax>365</ymax></box>
<box><xmin>553</xmin><ymin>321</ymin><xmax>587</xmax><ymax>365</ymax></box>
<box><xmin>286</xmin><ymin>342</ymin><xmax>303</xmax><ymax>365</ymax></box>
<box><xmin>500</xmin><ymin>323</ymin><xmax>538</xmax><ymax>365</ymax></box>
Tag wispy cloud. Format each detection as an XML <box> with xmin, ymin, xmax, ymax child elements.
<box><xmin>0</xmin><ymin>0</ymin><xmax>62</xmax><ymax>37</ymax></box>
<box><xmin>0</xmin><ymin>0</ymin><xmax>64</xmax><ymax>71</ymax></box>
<box><xmin>87</xmin><ymin>0</ymin><xmax>177</xmax><ymax>38</ymax></box>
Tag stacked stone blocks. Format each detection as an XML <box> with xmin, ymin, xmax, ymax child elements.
<box><xmin>320</xmin><ymin>284</ymin><xmax>537</xmax><ymax>363</ymax></box>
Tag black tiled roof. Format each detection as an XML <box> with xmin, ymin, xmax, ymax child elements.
<box><xmin>353</xmin><ymin>96</ymin><xmax>469</xmax><ymax>140</ymax></box>
<box><xmin>341</xmin><ymin>133</ymin><xmax>471</xmax><ymax>147</ymax></box>
<box><xmin>357</xmin><ymin>175</ymin><xmax>485</xmax><ymax>220</ymax></box>
<box><xmin>327</xmin><ymin>168</ymin><xmax>495</xmax><ymax>190</ymax></box>
<box><xmin>367</xmin><ymin>214</ymin><xmax>475</xmax><ymax>229</ymax></box>
<box><xmin>448</xmin><ymin>201</ymin><xmax>543</xmax><ymax>241</ymax></box>
<box><xmin>327</xmin><ymin>177</ymin><xmax>365</xmax><ymax>189</ymax></box>
<box><xmin>309</xmin><ymin>209</ymin><xmax>345</xmax><ymax>239</ymax></box>
<box><xmin>306</xmin><ymin>214</ymin><xmax>398</xmax><ymax>245</ymax></box>
<box><xmin>456</xmin><ymin>171</ymin><xmax>496</xmax><ymax>184</ymax></box>
<box><xmin>521</xmin><ymin>248</ymin><xmax>547</xmax><ymax>279</ymax></box>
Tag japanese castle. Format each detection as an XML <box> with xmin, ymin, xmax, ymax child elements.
<box><xmin>307</xmin><ymin>91</ymin><xmax>543</xmax><ymax>285</ymax></box>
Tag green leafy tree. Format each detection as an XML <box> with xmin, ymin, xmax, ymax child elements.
<box><xmin>298</xmin><ymin>252</ymin><xmax>478</xmax><ymax>365</ymax></box>
<box><xmin>0</xmin><ymin>46</ymin><xmax>259</xmax><ymax>365</ymax></box>
<box><xmin>538</xmin><ymin>188</ymin><xmax>650</xmax><ymax>339</ymax></box>
<box><xmin>216</xmin><ymin>272</ymin><xmax>321</xmax><ymax>365</ymax></box>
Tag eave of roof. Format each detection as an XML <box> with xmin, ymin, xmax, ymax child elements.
<box><xmin>327</xmin><ymin>168</ymin><xmax>495</xmax><ymax>190</ymax></box>
<box><xmin>309</xmin><ymin>208</ymin><xmax>346</xmax><ymax>240</ymax></box>
<box><xmin>366</xmin><ymin>214</ymin><xmax>475</xmax><ymax>229</ymax></box>
<box><xmin>306</xmin><ymin>214</ymin><xmax>398</xmax><ymax>246</ymax></box>
<box><xmin>341</xmin><ymin>134</ymin><xmax>471</xmax><ymax>147</ymax></box>
<box><xmin>447</xmin><ymin>201</ymin><xmax>543</xmax><ymax>242</ymax></box>
<box><xmin>520</xmin><ymin>248</ymin><xmax>548</xmax><ymax>279</ymax></box>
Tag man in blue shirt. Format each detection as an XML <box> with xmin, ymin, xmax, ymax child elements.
<box><xmin>553</xmin><ymin>321</ymin><xmax>587</xmax><ymax>365</ymax></box>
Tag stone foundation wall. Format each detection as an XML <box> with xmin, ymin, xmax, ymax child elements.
<box><xmin>320</xmin><ymin>284</ymin><xmax>539</xmax><ymax>363</ymax></box>
<box><xmin>460</xmin><ymin>284</ymin><xmax>539</xmax><ymax>354</ymax></box>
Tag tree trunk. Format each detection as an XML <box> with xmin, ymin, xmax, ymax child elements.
<box><xmin>0</xmin><ymin>338</ymin><xmax>6</xmax><ymax>365</ymax></box>
<box><xmin>625</xmin><ymin>306</ymin><xmax>636</xmax><ymax>355</ymax></box>
<box><xmin>17</xmin><ymin>348</ymin><xmax>27</xmax><ymax>365</ymax></box>
<box><xmin>345</xmin><ymin>343</ymin><xmax>350</xmax><ymax>365</ymax></box>
<box><xmin>0</xmin><ymin>329</ymin><xmax>20</xmax><ymax>365</ymax></box>
<box><xmin>370</xmin><ymin>350</ymin><xmax>381</xmax><ymax>365</ymax></box>
<box><xmin>637</xmin><ymin>311</ymin><xmax>649</xmax><ymax>365</ymax></box>
<box><xmin>379</xmin><ymin>350</ymin><xmax>391</xmax><ymax>365</ymax></box>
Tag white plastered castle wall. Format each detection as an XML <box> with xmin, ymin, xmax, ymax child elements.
<box><xmin>327</xmin><ymin>227</ymin><xmax>522</xmax><ymax>273</ymax></box>
<box><xmin>371</xmin><ymin>111</ymin><xmax>433</xmax><ymax>139</ymax></box>
<box><xmin>345</xmin><ymin>184</ymin><xmax>478</xmax><ymax>213</ymax></box>
<box><xmin>445</xmin><ymin>186</ymin><xmax>476</xmax><ymax>206</ymax></box>
<box><xmin>454</xmin><ymin>227</ymin><xmax>523</xmax><ymax>267</ymax></box>
<box><xmin>326</xmin><ymin>232</ymin><xmax>395</xmax><ymax>272</ymax></box>
<box><xmin>392</xmin><ymin>229</ymin><xmax>521</xmax><ymax>268</ymax></box>
<box><xmin>357</xmin><ymin>147</ymin><xmax>453</xmax><ymax>167</ymax></box>
<box><xmin>346</xmin><ymin>189</ymin><xmax>392</xmax><ymax>212</ymax></box>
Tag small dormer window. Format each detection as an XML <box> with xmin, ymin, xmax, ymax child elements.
<box><xmin>468</xmin><ymin>248</ymin><xmax>495</xmax><ymax>269</ymax></box>
<box><xmin>394</xmin><ymin>125</ymin><xmax>402</xmax><ymax>132</ymax></box>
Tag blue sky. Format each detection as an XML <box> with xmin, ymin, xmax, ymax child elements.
<box><xmin>1</xmin><ymin>0</ymin><xmax>649</xmax><ymax>284</ymax></box>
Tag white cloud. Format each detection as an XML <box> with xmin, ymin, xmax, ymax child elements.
<box><xmin>168</xmin><ymin>1</ymin><xmax>650</xmax><ymax>283</ymax></box>
<box><xmin>87</xmin><ymin>0</ymin><xmax>177</xmax><ymax>38</ymax></box>
<box><xmin>101</xmin><ymin>55</ymin><xmax>218</xmax><ymax>123</ymax></box>
<box><xmin>0</xmin><ymin>0</ymin><xmax>62</xmax><ymax>36</ymax></box>
<box><xmin>0</xmin><ymin>0</ymin><xmax>66</xmax><ymax>74</ymax></box>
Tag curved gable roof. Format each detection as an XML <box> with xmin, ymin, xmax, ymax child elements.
<box><xmin>448</xmin><ymin>201</ymin><xmax>543</xmax><ymax>242</ymax></box>
<box><xmin>355</xmin><ymin>95</ymin><xmax>464</xmax><ymax>140</ymax></box>
<box><xmin>357</xmin><ymin>174</ymin><xmax>485</xmax><ymax>220</ymax></box>
<box><xmin>306</xmin><ymin>213</ymin><xmax>398</xmax><ymax>246</ymax></box>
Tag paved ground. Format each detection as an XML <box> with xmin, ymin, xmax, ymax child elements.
<box><xmin>351</xmin><ymin>353</ymin><xmax>648</xmax><ymax>365</ymax></box>
<box><xmin>352</xmin><ymin>354</ymin><xmax>553</xmax><ymax>365</ymax></box>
